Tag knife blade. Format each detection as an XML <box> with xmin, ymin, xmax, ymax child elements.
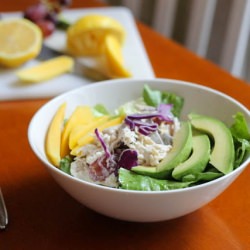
<box><xmin>38</xmin><ymin>44</ymin><xmax>109</xmax><ymax>81</ymax></box>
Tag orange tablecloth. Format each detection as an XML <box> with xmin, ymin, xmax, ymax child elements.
<box><xmin>1</xmin><ymin>1</ymin><xmax>250</xmax><ymax>249</ymax></box>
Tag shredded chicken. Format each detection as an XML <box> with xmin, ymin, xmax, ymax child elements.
<box><xmin>70</xmin><ymin>100</ymin><xmax>181</xmax><ymax>187</ymax></box>
<box><xmin>71</xmin><ymin>117</ymin><xmax>180</xmax><ymax>187</ymax></box>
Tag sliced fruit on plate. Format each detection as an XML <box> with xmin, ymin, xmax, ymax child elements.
<box><xmin>66</xmin><ymin>14</ymin><xmax>131</xmax><ymax>79</ymax></box>
<box><xmin>66</xmin><ymin>14</ymin><xmax>125</xmax><ymax>56</ymax></box>
<box><xmin>103</xmin><ymin>34</ymin><xmax>131</xmax><ymax>78</ymax></box>
<box><xmin>16</xmin><ymin>55</ymin><xmax>74</xmax><ymax>82</ymax></box>
<box><xmin>0</xmin><ymin>18</ymin><xmax>42</xmax><ymax>67</ymax></box>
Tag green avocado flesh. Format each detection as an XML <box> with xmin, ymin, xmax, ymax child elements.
<box><xmin>189</xmin><ymin>114</ymin><xmax>234</xmax><ymax>174</ymax></box>
<box><xmin>132</xmin><ymin>121</ymin><xmax>193</xmax><ymax>179</ymax></box>
<box><xmin>172</xmin><ymin>134</ymin><xmax>210</xmax><ymax>180</ymax></box>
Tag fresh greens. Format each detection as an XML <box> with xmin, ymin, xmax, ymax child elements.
<box><xmin>93</xmin><ymin>104</ymin><xmax>110</xmax><ymax>116</ymax></box>
<box><xmin>56</xmin><ymin>15</ymin><xmax>71</xmax><ymax>30</ymax></box>
<box><xmin>119</xmin><ymin>167</ymin><xmax>224</xmax><ymax>191</ymax></box>
<box><xmin>143</xmin><ymin>84</ymin><xmax>162</xmax><ymax>107</ymax></box>
<box><xmin>116</xmin><ymin>98</ymin><xmax>145</xmax><ymax>116</ymax></box>
<box><xmin>231</xmin><ymin>112</ymin><xmax>250</xmax><ymax>140</ymax></box>
<box><xmin>119</xmin><ymin>168</ymin><xmax>192</xmax><ymax>191</ymax></box>
<box><xmin>230</xmin><ymin>112</ymin><xmax>250</xmax><ymax>168</ymax></box>
<box><xmin>143</xmin><ymin>84</ymin><xmax>184</xmax><ymax>117</ymax></box>
<box><xmin>59</xmin><ymin>156</ymin><xmax>72</xmax><ymax>175</ymax></box>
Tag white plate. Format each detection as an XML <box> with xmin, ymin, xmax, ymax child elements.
<box><xmin>0</xmin><ymin>7</ymin><xmax>154</xmax><ymax>101</ymax></box>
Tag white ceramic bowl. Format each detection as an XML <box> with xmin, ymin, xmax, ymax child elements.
<box><xmin>28</xmin><ymin>78</ymin><xmax>250</xmax><ymax>222</ymax></box>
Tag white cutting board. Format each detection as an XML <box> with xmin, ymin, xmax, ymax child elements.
<box><xmin>0</xmin><ymin>7</ymin><xmax>155</xmax><ymax>101</ymax></box>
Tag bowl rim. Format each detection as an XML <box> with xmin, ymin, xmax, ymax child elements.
<box><xmin>28</xmin><ymin>77</ymin><xmax>250</xmax><ymax>195</ymax></box>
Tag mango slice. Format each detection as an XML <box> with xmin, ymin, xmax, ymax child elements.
<box><xmin>69</xmin><ymin>115</ymin><xmax>109</xmax><ymax>149</ymax></box>
<box><xmin>71</xmin><ymin>115</ymin><xmax>124</xmax><ymax>156</ymax></box>
<box><xmin>61</xmin><ymin>106</ymin><xmax>94</xmax><ymax>157</ymax></box>
<box><xmin>98</xmin><ymin>115</ymin><xmax>124</xmax><ymax>131</ymax></box>
<box><xmin>16</xmin><ymin>56</ymin><xmax>74</xmax><ymax>83</ymax></box>
<box><xmin>104</xmin><ymin>34</ymin><xmax>131</xmax><ymax>78</ymax></box>
<box><xmin>77</xmin><ymin>115</ymin><xmax>124</xmax><ymax>146</ymax></box>
<box><xmin>45</xmin><ymin>103</ymin><xmax>66</xmax><ymax>167</ymax></box>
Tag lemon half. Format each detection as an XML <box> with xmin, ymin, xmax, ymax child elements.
<box><xmin>0</xmin><ymin>18</ymin><xmax>42</xmax><ymax>68</ymax></box>
<box><xmin>67</xmin><ymin>14</ymin><xmax>125</xmax><ymax>56</ymax></box>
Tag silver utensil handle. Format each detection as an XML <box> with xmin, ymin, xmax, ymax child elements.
<box><xmin>0</xmin><ymin>188</ymin><xmax>8</xmax><ymax>229</ymax></box>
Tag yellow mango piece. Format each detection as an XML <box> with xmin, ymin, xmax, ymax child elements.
<box><xmin>69</xmin><ymin>115</ymin><xmax>109</xmax><ymax>149</ymax></box>
<box><xmin>45</xmin><ymin>103</ymin><xmax>66</xmax><ymax>167</ymax></box>
<box><xmin>71</xmin><ymin>135</ymin><xmax>95</xmax><ymax>156</ymax></box>
<box><xmin>104</xmin><ymin>34</ymin><xmax>131</xmax><ymax>78</ymax></box>
<box><xmin>71</xmin><ymin>115</ymin><xmax>125</xmax><ymax>156</ymax></box>
<box><xmin>16</xmin><ymin>56</ymin><xmax>74</xmax><ymax>83</ymax></box>
<box><xmin>98</xmin><ymin>115</ymin><xmax>124</xmax><ymax>131</ymax></box>
<box><xmin>61</xmin><ymin>105</ymin><xmax>94</xmax><ymax>157</ymax></box>
<box><xmin>77</xmin><ymin>116</ymin><xmax>124</xmax><ymax>147</ymax></box>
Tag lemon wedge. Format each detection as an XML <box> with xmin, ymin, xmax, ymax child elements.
<box><xmin>103</xmin><ymin>34</ymin><xmax>131</xmax><ymax>78</ymax></box>
<box><xmin>0</xmin><ymin>18</ymin><xmax>42</xmax><ymax>68</ymax></box>
<box><xmin>16</xmin><ymin>56</ymin><xmax>74</xmax><ymax>83</ymax></box>
<box><xmin>67</xmin><ymin>14</ymin><xmax>125</xmax><ymax>56</ymax></box>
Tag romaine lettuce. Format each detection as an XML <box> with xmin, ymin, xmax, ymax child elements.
<box><xmin>143</xmin><ymin>84</ymin><xmax>184</xmax><ymax>117</ymax></box>
<box><xmin>119</xmin><ymin>168</ymin><xmax>192</xmax><ymax>191</ymax></box>
<box><xmin>92</xmin><ymin>104</ymin><xmax>110</xmax><ymax>116</ymax></box>
<box><xmin>230</xmin><ymin>112</ymin><xmax>250</xmax><ymax>168</ymax></box>
<box><xmin>60</xmin><ymin>155</ymin><xmax>72</xmax><ymax>175</ymax></box>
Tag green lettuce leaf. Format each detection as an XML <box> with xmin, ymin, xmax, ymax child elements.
<box><xmin>116</xmin><ymin>98</ymin><xmax>146</xmax><ymax>116</ymax></box>
<box><xmin>118</xmin><ymin>168</ymin><xmax>192</xmax><ymax>191</ymax></box>
<box><xmin>143</xmin><ymin>84</ymin><xmax>184</xmax><ymax>117</ymax></box>
<box><xmin>230</xmin><ymin>112</ymin><xmax>250</xmax><ymax>140</ymax></box>
<box><xmin>233</xmin><ymin>138</ymin><xmax>250</xmax><ymax>168</ymax></box>
<box><xmin>230</xmin><ymin>112</ymin><xmax>250</xmax><ymax>167</ymax></box>
<box><xmin>92</xmin><ymin>104</ymin><xmax>110</xmax><ymax>116</ymax></box>
<box><xmin>59</xmin><ymin>155</ymin><xmax>72</xmax><ymax>175</ymax></box>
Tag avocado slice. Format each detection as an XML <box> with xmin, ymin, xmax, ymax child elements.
<box><xmin>172</xmin><ymin>134</ymin><xmax>211</xmax><ymax>181</ymax></box>
<box><xmin>189</xmin><ymin>114</ymin><xmax>234</xmax><ymax>174</ymax></box>
<box><xmin>132</xmin><ymin>121</ymin><xmax>193</xmax><ymax>179</ymax></box>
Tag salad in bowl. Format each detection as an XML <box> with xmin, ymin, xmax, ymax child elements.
<box><xmin>45</xmin><ymin>84</ymin><xmax>250</xmax><ymax>191</ymax></box>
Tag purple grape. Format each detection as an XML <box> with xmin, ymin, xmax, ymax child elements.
<box><xmin>45</xmin><ymin>12</ymin><xmax>57</xmax><ymax>24</ymax></box>
<box><xmin>36</xmin><ymin>19</ymin><xmax>55</xmax><ymax>37</ymax></box>
<box><xmin>59</xmin><ymin>0</ymin><xmax>72</xmax><ymax>7</ymax></box>
<box><xmin>23</xmin><ymin>3</ymin><xmax>48</xmax><ymax>22</ymax></box>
